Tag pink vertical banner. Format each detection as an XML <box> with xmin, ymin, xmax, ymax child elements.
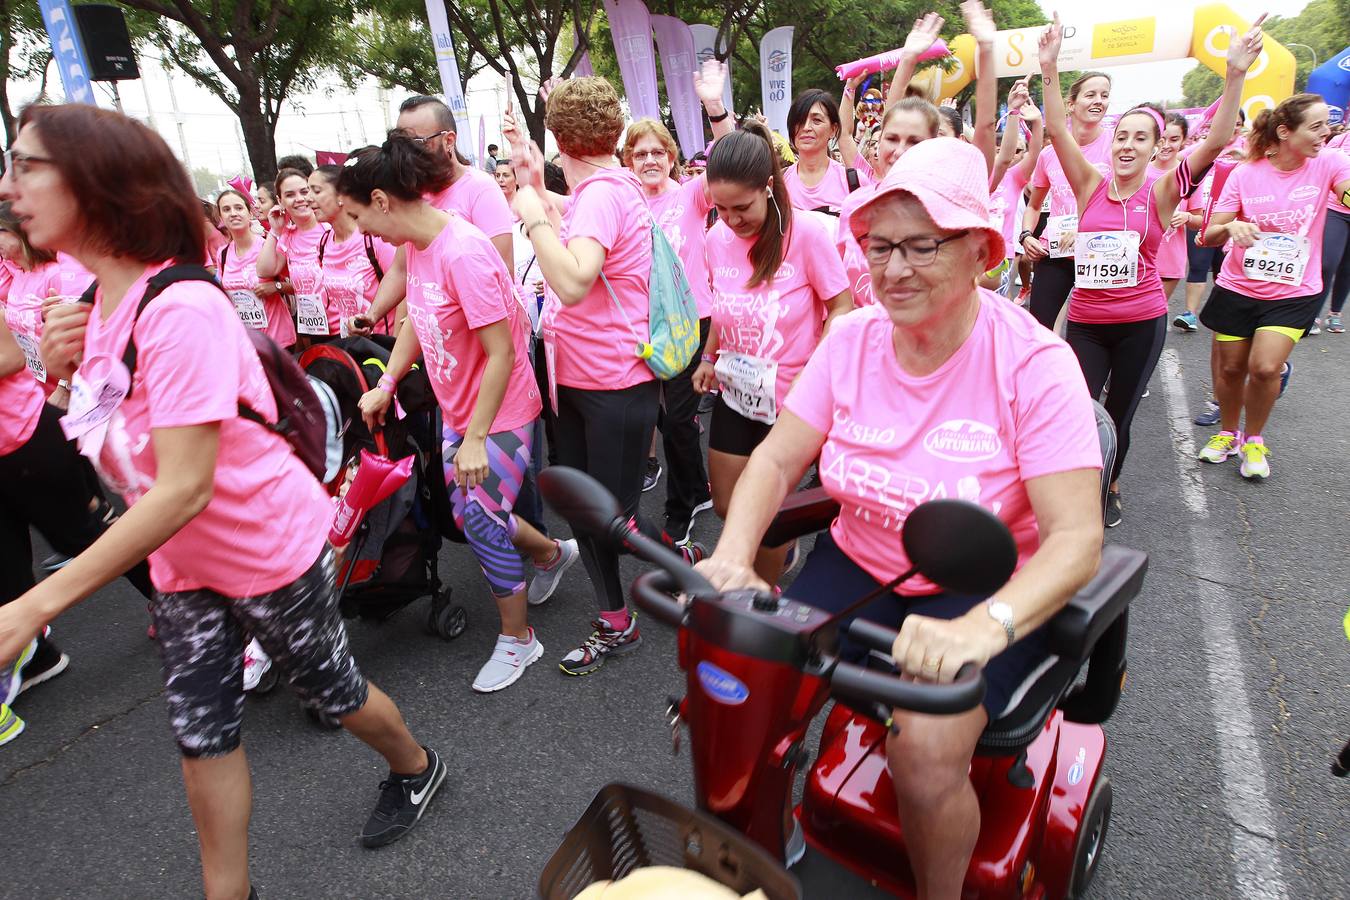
<box><xmin>689</xmin><ymin>24</ymin><xmax>734</xmax><ymax>115</ymax></box>
<box><xmin>651</xmin><ymin>16</ymin><xmax>703</xmax><ymax>159</ymax></box>
<box><xmin>574</xmin><ymin>23</ymin><xmax>595</xmax><ymax>76</ymax></box>
<box><xmin>601</xmin><ymin>0</ymin><xmax>660</xmax><ymax>122</ymax></box>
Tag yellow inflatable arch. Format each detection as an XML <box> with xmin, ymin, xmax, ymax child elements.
<box><xmin>928</xmin><ymin>3</ymin><xmax>1295</xmax><ymax>119</ymax></box>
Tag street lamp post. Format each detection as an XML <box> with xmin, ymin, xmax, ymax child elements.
<box><xmin>1286</xmin><ymin>42</ymin><xmax>1317</xmax><ymax>71</ymax></box>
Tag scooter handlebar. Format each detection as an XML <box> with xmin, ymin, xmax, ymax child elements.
<box><xmin>829</xmin><ymin>658</ymin><xmax>987</xmax><ymax>716</ymax></box>
<box><xmin>630</xmin><ymin>569</ymin><xmax>691</xmax><ymax>628</ymax></box>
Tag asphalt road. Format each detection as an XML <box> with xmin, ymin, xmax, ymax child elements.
<box><xmin>5</xmin><ymin>293</ymin><xmax>1348</xmax><ymax>900</ymax></box>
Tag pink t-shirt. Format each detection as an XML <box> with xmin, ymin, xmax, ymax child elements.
<box><xmin>706</xmin><ymin>213</ymin><xmax>850</xmax><ymax>406</ymax></box>
<box><xmin>836</xmin><ymin>187</ymin><xmax>877</xmax><ymax>307</ymax></box>
<box><xmin>1214</xmin><ymin>152</ymin><xmax>1350</xmax><ymax>300</ymax></box>
<box><xmin>0</xmin><ymin>260</ymin><xmax>14</xmax><ymax>302</ymax></box>
<box><xmin>273</xmin><ymin>221</ymin><xmax>328</xmax><ymax>295</ymax></box>
<box><xmin>782</xmin><ymin>159</ymin><xmax>873</xmax><ymax>212</ymax></box>
<box><xmin>404</xmin><ymin>213</ymin><xmax>541</xmax><ymax>435</ymax></box>
<box><xmin>78</xmin><ymin>263</ymin><xmax>331</xmax><ymax>596</ymax></box>
<box><xmin>5</xmin><ymin>262</ymin><xmax>64</xmax><ymax>385</ymax></box>
<box><xmin>0</xmin><ymin>366</ymin><xmax>43</xmax><ymax>455</ymax></box>
<box><xmin>427</xmin><ymin>166</ymin><xmax>515</xmax><ymax>240</ymax></box>
<box><xmin>1325</xmin><ymin>132</ymin><xmax>1350</xmax><ymax>214</ymax></box>
<box><xmin>1068</xmin><ymin>167</ymin><xmax>1186</xmax><ymax>324</ymax></box>
<box><xmin>542</xmin><ymin>167</ymin><xmax>655</xmax><ymax>391</ymax></box>
<box><xmin>784</xmin><ymin>297</ymin><xmax>1102</xmax><ymax>592</ymax></box>
<box><xmin>990</xmin><ymin>166</ymin><xmax>1031</xmax><ymax>262</ymax></box>
<box><xmin>319</xmin><ymin>230</ymin><xmax>398</xmax><ymax>333</ymax></box>
<box><xmin>1032</xmin><ymin>130</ymin><xmax>1112</xmax><ymax>220</ymax></box>
<box><xmin>218</xmin><ymin>236</ymin><xmax>296</xmax><ymax>349</ymax></box>
<box><xmin>646</xmin><ymin>176</ymin><xmax>714</xmax><ymax>319</ymax></box>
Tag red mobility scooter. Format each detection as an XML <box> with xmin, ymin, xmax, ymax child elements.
<box><xmin>537</xmin><ymin>426</ymin><xmax>1146</xmax><ymax>898</ymax></box>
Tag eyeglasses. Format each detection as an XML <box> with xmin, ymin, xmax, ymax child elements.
<box><xmin>631</xmin><ymin>149</ymin><xmax>668</xmax><ymax>162</ymax></box>
<box><xmin>410</xmin><ymin>130</ymin><xmax>451</xmax><ymax>145</ymax></box>
<box><xmin>3</xmin><ymin>149</ymin><xmax>54</xmax><ymax>179</ymax></box>
<box><xmin>863</xmin><ymin>231</ymin><xmax>970</xmax><ymax>268</ymax></box>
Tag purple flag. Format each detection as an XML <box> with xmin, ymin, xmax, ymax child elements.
<box><xmin>651</xmin><ymin>16</ymin><xmax>703</xmax><ymax>158</ymax></box>
<box><xmin>574</xmin><ymin>23</ymin><xmax>595</xmax><ymax>76</ymax></box>
<box><xmin>601</xmin><ymin>0</ymin><xmax>660</xmax><ymax>122</ymax></box>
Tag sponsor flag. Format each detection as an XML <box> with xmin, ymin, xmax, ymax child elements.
<box><xmin>760</xmin><ymin>27</ymin><xmax>794</xmax><ymax>136</ymax></box>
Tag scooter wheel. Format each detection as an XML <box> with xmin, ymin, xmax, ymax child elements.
<box><xmin>305</xmin><ymin>705</ymin><xmax>343</xmax><ymax>731</ymax></box>
<box><xmin>426</xmin><ymin>593</ymin><xmax>467</xmax><ymax>641</ymax></box>
<box><xmin>1067</xmin><ymin>776</ymin><xmax>1113</xmax><ymax>898</ymax></box>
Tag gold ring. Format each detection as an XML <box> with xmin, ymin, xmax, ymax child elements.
<box><xmin>922</xmin><ymin>657</ymin><xmax>941</xmax><ymax>671</ymax></box>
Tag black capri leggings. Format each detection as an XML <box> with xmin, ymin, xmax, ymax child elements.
<box><xmin>1185</xmin><ymin>227</ymin><xmax>1225</xmax><ymax>284</ymax></box>
<box><xmin>1065</xmin><ymin>315</ymin><xmax>1167</xmax><ymax>484</ymax></box>
<box><xmin>1029</xmin><ymin>257</ymin><xmax>1075</xmax><ymax>330</ymax></box>
<box><xmin>0</xmin><ymin>402</ymin><xmax>153</xmax><ymax>606</ymax></box>
<box><xmin>553</xmin><ymin>380</ymin><xmax>663</xmax><ymax>611</ymax></box>
<box><xmin>1317</xmin><ymin>208</ymin><xmax>1350</xmax><ymax>317</ymax></box>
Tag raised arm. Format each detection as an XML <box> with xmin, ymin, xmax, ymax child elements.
<box><xmin>694</xmin><ymin>59</ymin><xmax>736</xmax><ymax>141</ymax></box>
<box><xmin>885</xmin><ymin>12</ymin><xmax>945</xmax><ymax>114</ymax></box>
<box><xmin>1038</xmin><ymin>14</ymin><xmax>1104</xmax><ymax>205</ymax></box>
<box><xmin>1155</xmin><ymin>15</ymin><xmax>1265</xmax><ymax>219</ymax></box>
<box><xmin>255</xmin><ymin>207</ymin><xmax>289</xmax><ymax>279</ymax></box>
<box><xmin>1017</xmin><ymin>99</ymin><xmax>1044</xmax><ymax>181</ymax></box>
<box><xmin>838</xmin><ymin>74</ymin><xmax>866</xmax><ymax>167</ymax></box>
<box><xmin>990</xmin><ymin>79</ymin><xmax>1031</xmax><ymax>189</ymax></box>
<box><xmin>963</xmin><ymin>0</ymin><xmax>999</xmax><ymax>172</ymax></box>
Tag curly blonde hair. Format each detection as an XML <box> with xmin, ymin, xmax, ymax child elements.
<box><xmin>546</xmin><ymin>77</ymin><xmax>625</xmax><ymax>158</ymax></box>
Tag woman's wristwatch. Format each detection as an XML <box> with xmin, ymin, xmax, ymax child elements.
<box><xmin>1018</xmin><ymin>230</ymin><xmax>1034</xmax><ymax>246</ymax></box>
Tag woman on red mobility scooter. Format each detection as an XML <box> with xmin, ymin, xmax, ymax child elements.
<box><xmin>696</xmin><ymin>136</ymin><xmax>1106</xmax><ymax>899</ymax></box>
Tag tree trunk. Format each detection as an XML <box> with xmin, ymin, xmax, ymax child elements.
<box><xmin>236</xmin><ymin>88</ymin><xmax>278</xmax><ymax>185</ymax></box>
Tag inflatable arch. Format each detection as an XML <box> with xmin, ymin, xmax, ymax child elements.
<box><xmin>925</xmin><ymin>3</ymin><xmax>1295</xmax><ymax>119</ymax></box>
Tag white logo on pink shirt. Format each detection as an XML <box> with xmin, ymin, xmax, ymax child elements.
<box><xmin>922</xmin><ymin>419</ymin><xmax>1003</xmax><ymax>462</ymax></box>
<box><xmin>1288</xmin><ymin>184</ymin><xmax>1320</xmax><ymax>203</ymax></box>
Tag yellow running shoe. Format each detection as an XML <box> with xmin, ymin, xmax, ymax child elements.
<box><xmin>1198</xmin><ymin>431</ymin><xmax>1241</xmax><ymax>464</ymax></box>
<box><xmin>3</xmin><ymin>637</ymin><xmax>36</xmax><ymax>707</ymax></box>
<box><xmin>1239</xmin><ymin>440</ymin><xmax>1270</xmax><ymax>480</ymax></box>
<box><xmin>0</xmin><ymin>704</ymin><xmax>24</xmax><ymax>747</ymax></box>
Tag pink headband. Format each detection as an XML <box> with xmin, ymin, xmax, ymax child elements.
<box><xmin>1124</xmin><ymin>106</ymin><xmax>1166</xmax><ymax>136</ymax></box>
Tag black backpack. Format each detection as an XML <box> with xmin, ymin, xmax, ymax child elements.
<box><xmin>811</xmin><ymin>167</ymin><xmax>862</xmax><ymax>217</ymax></box>
<box><xmin>78</xmin><ymin>265</ymin><xmax>328</xmax><ymax>480</ymax></box>
<box><xmin>318</xmin><ymin>230</ymin><xmax>385</xmax><ymax>281</ymax></box>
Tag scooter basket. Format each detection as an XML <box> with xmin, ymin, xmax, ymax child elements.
<box><xmin>537</xmin><ymin>783</ymin><xmax>801</xmax><ymax>900</ymax></box>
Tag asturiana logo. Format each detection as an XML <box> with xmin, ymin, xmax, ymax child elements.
<box><xmin>1288</xmin><ymin>184</ymin><xmax>1320</xmax><ymax>203</ymax></box>
<box><xmin>768</xmin><ymin>49</ymin><xmax>789</xmax><ymax>73</ymax></box>
<box><xmin>923</xmin><ymin>419</ymin><xmax>1003</xmax><ymax>462</ymax></box>
<box><xmin>1262</xmin><ymin>234</ymin><xmax>1300</xmax><ymax>255</ymax></box>
<box><xmin>697</xmin><ymin>661</ymin><xmax>750</xmax><ymax>705</ymax></box>
<box><xmin>1085</xmin><ymin>234</ymin><xmax>1124</xmax><ymax>255</ymax></box>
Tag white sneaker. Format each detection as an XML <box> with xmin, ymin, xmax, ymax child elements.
<box><xmin>472</xmin><ymin>629</ymin><xmax>544</xmax><ymax>692</ymax></box>
<box><xmin>528</xmin><ymin>538</ymin><xmax>579</xmax><ymax>606</ymax></box>
<box><xmin>242</xmin><ymin>639</ymin><xmax>272</xmax><ymax>692</ymax></box>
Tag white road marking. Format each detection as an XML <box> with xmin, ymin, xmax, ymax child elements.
<box><xmin>1157</xmin><ymin>349</ymin><xmax>1287</xmax><ymax>900</ymax></box>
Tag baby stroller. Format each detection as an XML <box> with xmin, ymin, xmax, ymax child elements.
<box><xmin>300</xmin><ymin>337</ymin><xmax>468</xmax><ymax>643</ymax></box>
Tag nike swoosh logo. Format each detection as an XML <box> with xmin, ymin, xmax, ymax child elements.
<box><xmin>411</xmin><ymin>777</ymin><xmax>434</xmax><ymax>805</ymax></box>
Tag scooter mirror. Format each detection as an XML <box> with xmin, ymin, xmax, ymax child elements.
<box><xmin>902</xmin><ymin>500</ymin><xmax>1017</xmax><ymax>596</ymax></box>
<box><xmin>538</xmin><ymin>466</ymin><xmax>625</xmax><ymax>539</ymax></box>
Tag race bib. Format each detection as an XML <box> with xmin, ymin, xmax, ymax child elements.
<box><xmin>1074</xmin><ymin>231</ymin><xmax>1140</xmax><ymax>289</ymax></box>
<box><xmin>1242</xmin><ymin>233</ymin><xmax>1310</xmax><ymax>286</ymax></box>
<box><xmin>1047</xmin><ymin>215</ymin><xmax>1078</xmax><ymax>259</ymax></box>
<box><xmin>13</xmin><ymin>331</ymin><xmax>46</xmax><ymax>383</ymax></box>
<box><xmin>229</xmin><ymin>289</ymin><xmax>268</xmax><ymax>329</ymax></box>
<box><xmin>61</xmin><ymin>354</ymin><xmax>130</xmax><ymax>442</ymax></box>
<box><xmin>714</xmin><ymin>352</ymin><xmax>778</xmax><ymax>425</ymax></box>
<box><xmin>296</xmin><ymin>293</ymin><xmax>330</xmax><ymax>335</ymax></box>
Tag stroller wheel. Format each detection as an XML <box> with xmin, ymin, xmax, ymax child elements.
<box><xmin>305</xmin><ymin>705</ymin><xmax>343</xmax><ymax>731</ymax></box>
<box><xmin>427</xmin><ymin>591</ymin><xmax>468</xmax><ymax>640</ymax></box>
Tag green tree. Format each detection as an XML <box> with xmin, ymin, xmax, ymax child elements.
<box><xmin>117</xmin><ymin>0</ymin><xmax>359</xmax><ymax>183</ymax></box>
<box><xmin>1</xmin><ymin>0</ymin><xmax>52</xmax><ymax>144</ymax></box>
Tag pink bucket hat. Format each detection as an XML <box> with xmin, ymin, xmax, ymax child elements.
<box><xmin>848</xmin><ymin>137</ymin><xmax>1005</xmax><ymax>269</ymax></box>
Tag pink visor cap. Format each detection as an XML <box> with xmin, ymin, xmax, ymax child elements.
<box><xmin>848</xmin><ymin>137</ymin><xmax>1005</xmax><ymax>270</ymax></box>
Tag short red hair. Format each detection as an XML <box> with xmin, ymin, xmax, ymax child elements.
<box><xmin>18</xmin><ymin>104</ymin><xmax>206</xmax><ymax>265</ymax></box>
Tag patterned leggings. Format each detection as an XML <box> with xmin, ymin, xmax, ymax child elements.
<box><xmin>442</xmin><ymin>423</ymin><xmax>533</xmax><ymax>598</ymax></box>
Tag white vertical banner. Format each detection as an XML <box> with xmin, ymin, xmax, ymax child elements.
<box><xmin>423</xmin><ymin>0</ymin><xmax>472</xmax><ymax>140</ymax></box>
<box><xmin>760</xmin><ymin>27</ymin><xmax>794</xmax><ymax>136</ymax></box>
<box><xmin>601</xmin><ymin>0</ymin><xmax>662</xmax><ymax>122</ymax></box>
<box><xmin>689</xmin><ymin>24</ymin><xmax>734</xmax><ymax>115</ymax></box>
<box><xmin>650</xmin><ymin>16</ymin><xmax>703</xmax><ymax>158</ymax></box>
